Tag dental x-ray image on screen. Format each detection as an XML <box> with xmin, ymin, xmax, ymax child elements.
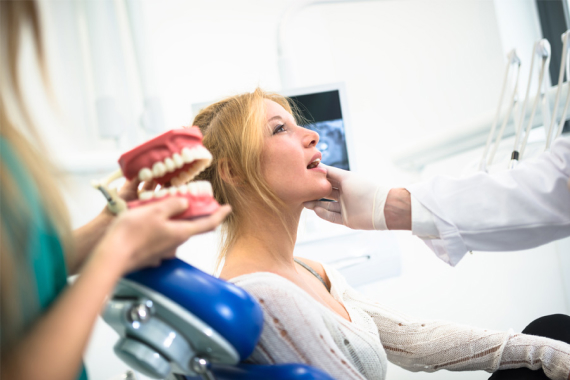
<box><xmin>287</xmin><ymin>90</ymin><xmax>350</xmax><ymax>171</ymax></box>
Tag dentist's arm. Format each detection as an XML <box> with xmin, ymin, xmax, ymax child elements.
<box><xmin>405</xmin><ymin>137</ymin><xmax>570</xmax><ymax>265</ymax></box>
<box><xmin>305</xmin><ymin>137</ymin><xmax>570</xmax><ymax>267</ymax></box>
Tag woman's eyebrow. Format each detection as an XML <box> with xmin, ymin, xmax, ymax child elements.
<box><xmin>267</xmin><ymin>115</ymin><xmax>284</xmax><ymax>123</ymax></box>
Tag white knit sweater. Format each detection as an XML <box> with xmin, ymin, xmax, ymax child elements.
<box><xmin>229</xmin><ymin>265</ymin><xmax>570</xmax><ymax>380</ymax></box>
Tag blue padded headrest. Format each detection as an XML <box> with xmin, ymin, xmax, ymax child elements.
<box><xmin>125</xmin><ymin>258</ymin><xmax>263</xmax><ymax>360</ymax></box>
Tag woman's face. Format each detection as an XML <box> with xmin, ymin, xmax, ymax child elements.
<box><xmin>260</xmin><ymin>99</ymin><xmax>332</xmax><ymax>205</ymax></box>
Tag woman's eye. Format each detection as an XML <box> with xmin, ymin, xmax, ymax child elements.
<box><xmin>273</xmin><ymin>124</ymin><xmax>286</xmax><ymax>135</ymax></box>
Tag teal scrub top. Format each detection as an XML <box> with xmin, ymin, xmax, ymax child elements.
<box><xmin>0</xmin><ymin>138</ymin><xmax>88</xmax><ymax>380</ymax></box>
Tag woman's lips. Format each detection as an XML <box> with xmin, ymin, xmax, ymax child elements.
<box><xmin>309</xmin><ymin>164</ymin><xmax>327</xmax><ymax>175</ymax></box>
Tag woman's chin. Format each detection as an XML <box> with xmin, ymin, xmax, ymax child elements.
<box><xmin>306</xmin><ymin>182</ymin><xmax>333</xmax><ymax>202</ymax></box>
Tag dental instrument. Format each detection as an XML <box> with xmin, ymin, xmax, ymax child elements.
<box><xmin>92</xmin><ymin>127</ymin><xmax>220</xmax><ymax>219</ymax></box>
<box><xmin>509</xmin><ymin>39</ymin><xmax>551</xmax><ymax>168</ymax></box>
<box><xmin>480</xmin><ymin>50</ymin><xmax>521</xmax><ymax>171</ymax></box>
<box><xmin>547</xmin><ymin>31</ymin><xmax>570</xmax><ymax>149</ymax></box>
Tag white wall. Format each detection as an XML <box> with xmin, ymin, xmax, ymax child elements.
<box><xmin>37</xmin><ymin>0</ymin><xmax>568</xmax><ymax>379</ymax></box>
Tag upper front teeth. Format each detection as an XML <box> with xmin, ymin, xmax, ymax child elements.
<box><xmin>138</xmin><ymin>181</ymin><xmax>213</xmax><ymax>200</ymax></box>
<box><xmin>172</xmin><ymin>153</ymin><xmax>184</xmax><ymax>168</ymax></box>
<box><xmin>310</xmin><ymin>158</ymin><xmax>321</xmax><ymax>168</ymax></box>
<box><xmin>152</xmin><ymin>162</ymin><xmax>167</xmax><ymax>177</ymax></box>
<box><xmin>181</xmin><ymin>146</ymin><xmax>212</xmax><ymax>165</ymax></box>
<box><xmin>139</xmin><ymin>168</ymin><xmax>153</xmax><ymax>181</ymax></box>
<box><xmin>164</xmin><ymin>158</ymin><xmax>176</xmax><ymax>172</ymax></box>
<box><xmin>137</xmin><ymin>146</ymin><xmax>213</xmax><ymax>182</ymax></box>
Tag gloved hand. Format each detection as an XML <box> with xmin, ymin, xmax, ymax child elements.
<box><xmin>304</xmin><ymin>164</ymin><xmax>390</xmax><ymax>230</ymax></box>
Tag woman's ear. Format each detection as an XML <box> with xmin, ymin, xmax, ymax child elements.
<box><xmin>218</xmin><ymin>158</ymin><xmax>242</xmax><ymax>186</ymax></box>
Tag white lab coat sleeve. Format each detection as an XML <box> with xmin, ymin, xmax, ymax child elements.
<box><xmin>406</xmin><ymin>137</ymin><xmax>570</xmax><ymax>266</ymax></box>
<box><xmin>410</xmin><ymin>195</ymin><xmax>439</xmax><ymax>239</ymax></box>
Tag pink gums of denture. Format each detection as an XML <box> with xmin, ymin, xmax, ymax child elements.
<box><xmin>118</xmin><ymin>128</ymin><xmax>204</xmax><ymax>186</ymax></box>
<box><xmin>127</xmin><ymin>194</ymin><xmax>220</xmax><ymax>220</ymax></box>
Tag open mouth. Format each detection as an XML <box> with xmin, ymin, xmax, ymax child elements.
<box><xmin>307</xmin><ymin>157</ymin><xmax>321</xmax><ymax>170</ymax></box>
<box><xmin>117</xmin><ymin>128</ymin><xmax>220</xmax><ymax>219</ymax></box>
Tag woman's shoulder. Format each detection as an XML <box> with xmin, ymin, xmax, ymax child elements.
<box><xmin>228</xmin><ymin>271</ymin><xmax>303</xmax><ymax>296</ymax></box>
<box><xmin>294</xmin><ymin>258</ymin><xmax>351</xmax><ymax>293</ymax></box>
<box><xmin>229</xmin><ymin>272</ymin><xmax>323</xmax><ymax>310</ymax></box>
<box><xmin>228</xmin><ymin>271</ymin><xmax>289</xmax><ymax>286</ymax></box>
<box><xmin>293</xmin><ymin>256</ymin><xmax>331</xmax><ymax>287</ymax></box>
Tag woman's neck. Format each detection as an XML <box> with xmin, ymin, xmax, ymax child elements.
<box><xmin>223</xmin><ymin>203</ymin><xmax>302</xmax><ymax>275</ymax></box>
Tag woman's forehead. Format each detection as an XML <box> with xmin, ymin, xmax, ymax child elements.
<box><xmin>264</xmin><ymin>99</ymin><xmax>292</xmax><ymax>121</ymax></box>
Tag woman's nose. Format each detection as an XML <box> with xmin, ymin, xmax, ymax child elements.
<box><xmin>303</xmin><ymin>128</ymin><xmax>319</xmax><ymax>148</ymax></box>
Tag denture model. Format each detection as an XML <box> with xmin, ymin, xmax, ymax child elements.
<box><xmin>92</xmin><ymin>127</ymin><xmax>220</xmax><ymax>220</ymax></box>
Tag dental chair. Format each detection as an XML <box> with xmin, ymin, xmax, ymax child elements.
<box><xmin>103</xmin><ymin>258</ymin><xmax>335</xmax><ymax>380</ymax></box>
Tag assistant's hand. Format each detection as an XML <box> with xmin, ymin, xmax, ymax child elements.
<box><xmin>94</xmin><ymin>197</ymin><xmax>231</xmax><ymax>274</ymax></box>
<box><xmin>69</xmin><ymin>179</ymin><xmax>161</xmax><ymax>274</ymax></box>
<box><xmin>304</xmin><ymin>164</ymin><xmax>390</xmax><ymax>230</ymax></box>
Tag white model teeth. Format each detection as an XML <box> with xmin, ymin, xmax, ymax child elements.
<box><xmin>186</xmin><ymin>181</ymin><xmax>213</xmax><ymax>196</ymax></box>
<box><xmin>181</xmin><ymin>146</ymin><xmax>212</xmax><ymax>165</ymax></box>
<box><xmin>155</xmin><ymin>189</ymin><xmax>168</xmax><ymax>198</ymax></box>
<box><xmin>181</xmin><ymin>147</ymin><xmax>194</xmax><ymax>163</ymax></box>
<box><xmin>139</xmin><ymin>191</ymin><xmax>154</xmax><ymax>200</ymax></box>
<box><xmin>136</xmin><ymin>146</ymin><xmax>213</xmax><ymax>183</ymax></box>
<box><xmin>164</xmin><ymin>157</ymin><xmax>176</xmax><ymax>172</ymax></box>
<box><xmin>137</xmin><ymin>181</ymin><xmax>213</xmax><ymax>200</ymax></box>
<box><xmin>152</xmin><ymin>162</ymin><xmax>167</xmax><ymax>177</ymax></box>
<box><xmin>172</xmin><ymin>153</ymin><xmax>184</xmax><ymax>168</ymax></box>
<box><xmin>138</xmin><ymin>168</ymin><xmax>153</xmax><ymax>181</ymax></box>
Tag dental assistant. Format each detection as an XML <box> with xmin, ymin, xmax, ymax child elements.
<box><xmin>305</xmin><ymin>136</ymin><xmax>570</xmax><ymax>266</ymax></box>
<box><xmin>0</xmin><ymin>2</ymin><xmax>230</xmax><ymax>380</ymax></box>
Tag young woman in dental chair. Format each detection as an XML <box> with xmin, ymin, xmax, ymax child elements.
<box><xmin>193</xmin><ymin>89</ymin><xmax>570</xmax><ymax>380</ymax></box>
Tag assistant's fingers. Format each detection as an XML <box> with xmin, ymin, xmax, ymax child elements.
<box><xmin>162</xmin><ymin>249</ymin><xmax>177</xmax><ymax>259</ymax></box>
<box><xmin>151</xmin><ymin>196</ymin><xmax>189</xmax><ymax>217</ymax></box>
<box><xmin>118</xmin><ymin>178</ymin><xmax>141</xmax><ymax>201</ymax></box>
<box><xmin>314</xmin><ymin>206</ymin><xmax>343</xmax><ymax>225</ymax></box>
<box><xmin>177</xmin><ymin>205</ymin><xmax>232</xmax><ymax>236</ymax></box>
<box><xmin>141</xmin><ymin>180</ymin><xmax>158</xmax><ymax>192</ymax></box>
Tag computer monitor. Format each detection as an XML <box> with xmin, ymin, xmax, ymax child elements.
<box><xmin>282</xmin><ymin>83</ymin><xmax>353</xmax><ymax>171</ymax></box>
<box><xmin>191</xmin><ymin>83</ymin><xmax>354</xmax><ymax>171</ymax></box>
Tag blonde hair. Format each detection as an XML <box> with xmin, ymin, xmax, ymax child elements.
<box><xmin>193</xmin><ymin>89</ymin><xmax>301</xmax><ymax>270</ymax></box>
<box><xmin>0</xmin><ymin>1</ymin><xmax>71</xmax><ymax>348</ymax></box>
